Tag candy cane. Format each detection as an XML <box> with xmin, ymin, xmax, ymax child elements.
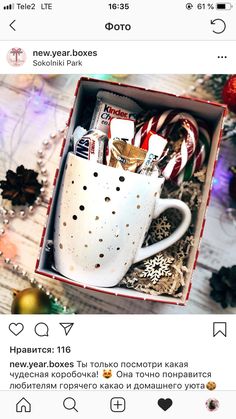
<box><xmin>134</xmin><ymin>110</ymin><xmax>199</xmax><ymax>180</ymax></box>
<box><xmin>175</xmin><ymin>121</ymin><xmax>211</xmax><ymax>185</ymax></box>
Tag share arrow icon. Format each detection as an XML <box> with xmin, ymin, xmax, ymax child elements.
<box><xmin>60</xmin><ymin>323</ymin><xmax>74</xmax><ymax>336</ymax></box>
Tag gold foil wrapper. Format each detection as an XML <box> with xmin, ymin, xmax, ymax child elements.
<box><xmin>109</xmin><ymin>140</ymin><xmax>146</xmax><ymax>172</ymax></box>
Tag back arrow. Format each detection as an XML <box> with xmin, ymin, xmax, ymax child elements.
<box><xmin>9</xmin><ymin>20</ymin><xmax>16</xmax><ymax>31</ymax></box>
<box><xmin>211</xmin><ymin>18</ymin><xmax>226</xmax><ymax>34</ymax></box>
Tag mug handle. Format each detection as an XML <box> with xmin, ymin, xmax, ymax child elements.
<box><xmin>133</xmin><ymin>198</ymin><xmax>192</xmax><ymax>264</ymax></box>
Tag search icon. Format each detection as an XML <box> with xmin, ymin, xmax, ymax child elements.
<box><xmin>63</xmin><ymin>397</ymin><xmax>78</xmax><ymax>412</ymax></box>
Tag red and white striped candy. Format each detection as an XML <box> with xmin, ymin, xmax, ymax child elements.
<box><xmin>134</xmin><ymin>110</ymin><xmax>199</xmax><ymax>180</ymax></box>
<box><xmin>175</xmin><ymin>120</ymin><xmax>211</xmax><ymax>185</ymax></box>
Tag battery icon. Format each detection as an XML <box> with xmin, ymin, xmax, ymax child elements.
<box><xmin>216</xmin><ymin>3</ymin><xmax>233</xmax><ymax>9</ymax></box>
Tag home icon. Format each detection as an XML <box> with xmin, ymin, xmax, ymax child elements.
<box><xmin>16</xmin><ymin>398</ymin><xmax>31</xmax><ymax>413</ymax></box>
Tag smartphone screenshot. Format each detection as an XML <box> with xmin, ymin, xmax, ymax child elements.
<box><xmin>0</xmin><ymin>1</ymin><xmax>235</xmax><ymax>417</ymax></box>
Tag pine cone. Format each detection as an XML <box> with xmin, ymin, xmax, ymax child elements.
<box><xmin>210</xmin><ymin>265</ymin><xmax>236</xmax><ymax>308</ymax></box>
<box><xmin>0</xmin><ymin>165</ymin><xmax>41</xmax><ymax>206</ymax></box>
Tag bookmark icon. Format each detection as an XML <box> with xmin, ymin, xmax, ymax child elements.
<box><xmin>213</xmin><ymin>322</ymin><xmax>227</xmax><ymax>337</ymax></box>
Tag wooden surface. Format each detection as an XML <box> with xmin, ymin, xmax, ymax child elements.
<box><xmin>0</xmin><ymin>74</ymin><xmax>236</xmax><ymax>315</ymax></box>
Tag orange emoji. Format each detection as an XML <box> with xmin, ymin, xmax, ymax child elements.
<box><xmin>103</xmin><ymin>369</ymin><xmax>112</xmax><ymax>379</ymax></box>
<box><xmin>206</xmin><ymin>381</ymin><xmax>216</xmax><ymax>391</ymax></box>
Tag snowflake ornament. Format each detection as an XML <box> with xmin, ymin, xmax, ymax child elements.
<box><xmin>150</xmin><ymin>216</ymin><xmax>171</xmax><ymax>241</ymax></box>
<box><xmin>141</xmin><ymin>254</ymin><xmax>174</xmax><ymax>283</ymax></box>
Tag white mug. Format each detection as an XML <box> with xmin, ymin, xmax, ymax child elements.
<box><xmin>54</xmin><ymin>152</ymin><xmax>191</xmax><ymax>287</ymax></box>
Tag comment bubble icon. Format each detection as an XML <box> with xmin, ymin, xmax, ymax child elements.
<box><xmin>34</xmin><ymin>322</ymin><xmax>49</xmax><ymax>337</ymax></box>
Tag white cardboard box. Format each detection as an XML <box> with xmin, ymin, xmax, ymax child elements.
<box><xmin>35</xmin><ymin>77</ymin><xmax>226</xmax><ymax>305</ymax></box>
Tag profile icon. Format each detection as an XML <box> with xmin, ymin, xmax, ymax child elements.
<box><xmin>7</xmin><ymin>48</ymin><xmax>26</xmax><ymax>66</ymax></box>
<box><xmin>206</xmin><ymin>398</ymin><xmax>219</xmax><ymax>412</ymax></box>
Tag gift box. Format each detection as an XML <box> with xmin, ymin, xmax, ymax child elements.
<box><xmin>35</xmin><ymin>77</ymin><xmax>226</xmax><ymax>305</ymax></box>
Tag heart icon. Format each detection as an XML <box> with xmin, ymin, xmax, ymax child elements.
<box><xmin>158</xmin><ymin>398</ymin><xmax>173</xmax><ymax>411</ymax></box>
<box><xmin>9</xmin><ymin>323</ymin><xmax>24</xmax><ymax>336</ymax></box>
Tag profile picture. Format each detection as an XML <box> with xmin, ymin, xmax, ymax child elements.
<box><xmin>7</xmin><ymin>48</ymin><xmax>26</xmax><ymax>67</ymax></box>
<box><xmin>205</xmin><ymin>398</ymin><xmax>219</xmax><ymax>412</ymax></box>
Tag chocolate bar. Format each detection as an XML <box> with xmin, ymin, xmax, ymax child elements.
<box><xmin>74</xmin><ymin>129</ymin><xmax>108</xmax><ymax>164</ymax></box>
<box><xmin>90</xmin><ymin>90</ymin><xmax>142</xmax><ymax>134</ymax></box>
